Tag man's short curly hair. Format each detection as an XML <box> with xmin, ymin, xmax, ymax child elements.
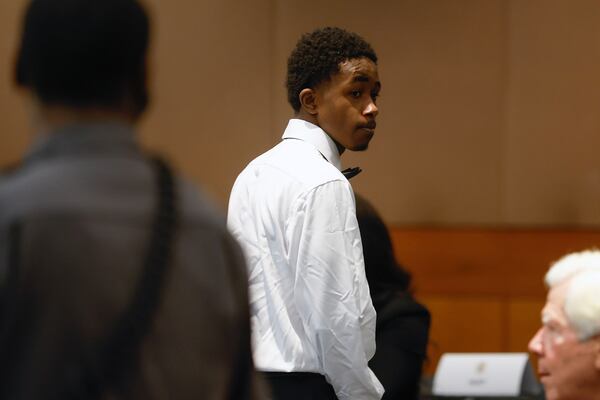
<box><xmin>286</xmin><ymin>27</ymin><xmax>378</xmax><ymax>112</ymax></box>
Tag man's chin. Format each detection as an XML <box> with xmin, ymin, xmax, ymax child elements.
<box><xmin>543</xmin><ymin>386</ymin><xmax>560</xmax><ymax>400</ymax></box>
<box><xmin>540</xmin><ymin>378</ymin><xmax>559</xmax><ymax>400</ymax></box>
<box><xmin>349</xmin><ymin>142</ymin><xmax>369</xmax><ymax>152</ymax></box>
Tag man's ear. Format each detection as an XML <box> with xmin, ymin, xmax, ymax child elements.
<box><xmin>299</xmin><ymin>88</ymin><xmax>318</xmax><ymax>115</ymax></box>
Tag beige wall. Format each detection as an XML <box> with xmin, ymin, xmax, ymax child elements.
<box><xmin>1</xmin><ymin>0</ymin><xmax>599</xmax><ymax>226</ymax></box>
<box><xmin>506</xmin><ymin>0</ymin><xmax>600</xmax><ymax>225</ymax></box>
<box><xmin>140</xmin><ymin>0</ymin><xmax>273</xmax><ymax>207</ymax></box>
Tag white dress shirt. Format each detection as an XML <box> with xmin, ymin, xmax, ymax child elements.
<box><xmin>227</xmin><ymin>119</ymin><xmax>384</xmax><ymax>400</ymax></box>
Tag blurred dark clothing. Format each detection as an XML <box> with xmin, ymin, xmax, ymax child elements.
<box><xmin>356</xmin><ymin>194</ymin><xmax>430</xmax><ymax>400</ymax></box>
<box><xmin>369</xmin><ymin>291</ymin><xmax>430</xmax><ymax>400</ymax></box>
<box><xmin>262</xmin><ymin>372</ymin><xmax>337</xmax><ymax>400</ymax></box>
<box><xmin>0</xmin><ymin>122</ymin><xmax>261</xmax><ymax>399</ymax></box>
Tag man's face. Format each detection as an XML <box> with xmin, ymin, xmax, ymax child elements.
<box><xmin>314</xmin><ymin>57</ymin><xmax>381</xmax><ymax>153</ymax></box>
<box><xmin>528</xmin><ymin>279</ymin><xmax>600</xmax><ymax>400</ymax></box>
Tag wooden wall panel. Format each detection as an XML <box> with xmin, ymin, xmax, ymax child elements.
<box><xmin>507</xmin><ymin>299</ymin><xmax>545</xmax><ymax>373</ymax></box>
<box><xmin>390</xmin><ymin>228</ymin><xmax>600</xmax><ymax>297</ymax></box>
<box><xmin>417</xmin><ymin>295</ymin><xmax>504</xmax><ymax>375</ymax></box>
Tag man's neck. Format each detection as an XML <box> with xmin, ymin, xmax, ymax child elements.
<box><xmin>33</xmin><ymin>104</ymin><xmax>135</xmax><ymax>137</ymax></box>
<box><xmin>293</xmin><ymin>111</ymin><xmax>345</xmax><ymax>155</ymax></box>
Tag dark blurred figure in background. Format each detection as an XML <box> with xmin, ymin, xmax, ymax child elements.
<box><xmin>355</xmin><ymin>194</ymin><xmax>431</xmax><ymax>400</ymax></box>
<box><xmin>0</xmin><ymin>1</ymin><xmax>261</xmax><ymax>399</ymax></box>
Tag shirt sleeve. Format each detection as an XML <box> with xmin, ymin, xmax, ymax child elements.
<box><xmin>286</xmin><ymin>180</ymin><xmax>384</xmax><ymax>400</ymax></box>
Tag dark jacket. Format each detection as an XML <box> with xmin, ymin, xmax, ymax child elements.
<box><xmin>355</xmin><ymin>193</ymin><xmax>430</xmax><ymax>400</ymax></box>
<box><xmin>369</xmin><ymin>291</ymin><xmax>430</xmax><ymax>400</ymax></box>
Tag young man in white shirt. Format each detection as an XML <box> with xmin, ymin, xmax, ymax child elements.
<box><xmin>228</xmin><ymin>27</ymin><xmax>383</xmax><ymax>400</ymax></box>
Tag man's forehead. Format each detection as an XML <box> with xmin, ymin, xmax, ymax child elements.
<box><xmin>542</xmin><ymin>305</ymin><xmax>566</xmax><ymax>325</ymax></box>
<box><xmin>548</xmin><ymin>279</ymin><xmax>571</xmax><ymax>303</ymax></box>
<box><xmin>338</xmin><ymin>58</ymin><xmax>379</xmax><ymax>80</ymax></box>
<box><xmin>542</xmin><ymin>280</ymin><xmax>571</xmax><ymax>325</ymax></box>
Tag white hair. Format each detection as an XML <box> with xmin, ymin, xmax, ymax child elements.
<box><xmin>545</xmin><ymin>249</ymin><xmax>600</xmax><ymax>340</ymax></box>
<box><xmin>565</xmin><ymin>271</ymin><xmax>600</xmax><ymax>340</ymax></box>
<box><xmin>545</xmin><ymin>249</ymin><xmax>600</xmax><ymax>287</ymax></box>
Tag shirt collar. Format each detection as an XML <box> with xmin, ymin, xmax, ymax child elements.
<box><xmin>281</xmin><ymin>119</ymin><xmax>342</xmax><ymax>171</ymax></box>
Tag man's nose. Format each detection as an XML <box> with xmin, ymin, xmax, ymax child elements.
<box><xmin>528</xmin><ymin>327</ymin><xmax>544</xmax><ymax>355</ymax></box>
<box><xmin>364</xmin><ymin>100</ymin><xmax>378</xmax><ymax>117</ymax></box>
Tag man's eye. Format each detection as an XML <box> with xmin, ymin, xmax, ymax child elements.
<box><xmin>351</xmin><ymin>90</ymin><xmax>361</xmax><ymax>98</ymax></box>
<box><xmin>546</xmin><ymin>324</ymin><xmax>562</xmax><ymax>335</ymax></box>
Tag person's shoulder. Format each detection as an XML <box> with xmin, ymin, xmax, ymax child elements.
<box><xmin>0</xmin><ymin>162</ymin><xmax>19</xmax><ymax>196</ymax></box>
<box><xmin>0</xmin><ymin>161</ymin><xmax>50</xmax><ymax>219</ymax></box>
<box><xmin>0</xmin><ymin>155</ymin><xmax>147</xmax><ymax>219</ymax></box>
<box><xmin>0</xmin><ymin>161</ymin><xmax>21</xmax><ymax>176</ymax></box>
<box><xmin>229</xmin><ymin>143</ymin><xmax>282</xmax><ymax>186</ymax></box>
<box><xmin>272</xmin><ymin>139</ymin><xmax>346</xmax><ymax>187</ymax></box>
<box><xmin>232</xmin><ymin>141</ymin><xmax>343</xmax><ymax>193</ymax></box>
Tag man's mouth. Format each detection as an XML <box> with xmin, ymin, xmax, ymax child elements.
<box><xmin>363</xmin><ymin>121</ymin><xmax>376</xmax><ymax>130</ymax></box>
<box><xmin>360</xmin><ymin>122</ymin><xmax>376</xmax><ymax>134</ymax></box>
<box><xmin>361</xmin><ymin>128</ymin><xmax>375</xmax><ymax>135</ymax></box>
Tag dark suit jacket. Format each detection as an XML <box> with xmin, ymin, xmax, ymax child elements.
<box><xmin>369</xmin><ymin>291</ymin><xmax>430</xmax><ymax>400</ymax></box>
<box><xmin>0</xmin><ymin>122</ymin><xmax>262</xmax><ymax>399</ymax></box>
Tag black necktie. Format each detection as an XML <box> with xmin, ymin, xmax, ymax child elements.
<box><xmin>342</xmin><ymin>167</ymin><xmax>362</xmax><ymax>180</ymax></box>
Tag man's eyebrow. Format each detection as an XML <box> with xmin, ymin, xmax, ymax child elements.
<box><xmin>352</xmin><ymin>75</ymin><xmax>382</xmax><ymax>90</ymax></box>
<box><xmin>542</xmin><ymin>309</ymin><xmax>565</xmax><ymax>326</ymax></box>
<box><xmin>353</xmin><ymin>75</ymin><xmax>370</xmax><ymax>83</ymax></box>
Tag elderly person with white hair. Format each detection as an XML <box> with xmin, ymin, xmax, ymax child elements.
<box><xmin>528</xmin><ymin>249</ymin><xmax>600</xmax><ymax>400</ymax></box>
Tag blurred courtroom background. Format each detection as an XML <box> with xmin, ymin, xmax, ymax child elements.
<box><xmin>2</xmin><ymin>0</ymin><xmax>600</xmax><ymax>374</ymax></box>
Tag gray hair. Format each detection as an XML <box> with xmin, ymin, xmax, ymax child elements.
<box><xmin>545</xmin><ymin>249</ymin><xmax>600</xmax><ymax>340</ymax></box>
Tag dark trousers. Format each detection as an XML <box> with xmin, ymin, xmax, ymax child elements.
<box><xmin>262</xmin><ymin>372</ymin><xmax>338</xmax><ymax>400</ymax></box>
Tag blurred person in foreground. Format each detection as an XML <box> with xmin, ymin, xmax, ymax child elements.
<box><xmin>227</xmin><ymin>27</ymin><xmax>383</xmax><ymax>400</ymax></box>
<box><xmin>528</xmin><ymin>249</ymin><xmax>600</xmax><ymax>400</ymax></box>
<box><xmin>0</xmin><ymin>1</ymin><xmax>261</xmax><ymax>399</ymax></box>
<box><xmin>355</xmin><ymin>194</ymin><xmax>430</xmax><ymax>400</ymax></box>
